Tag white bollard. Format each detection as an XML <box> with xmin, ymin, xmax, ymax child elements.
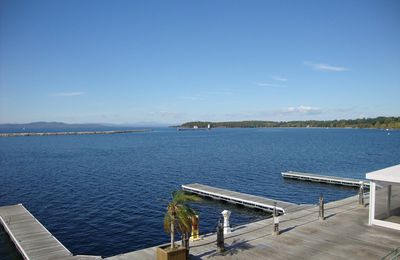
<box><xmin>221</xmin><ymin>210</ymin><xmax>232</xmax><ymax>234</ymax></box>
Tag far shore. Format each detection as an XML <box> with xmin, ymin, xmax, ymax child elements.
<box><xmin>173</xmin><ymin>126</ymin><xmax>398</xmax><ymax>130</ymax></box>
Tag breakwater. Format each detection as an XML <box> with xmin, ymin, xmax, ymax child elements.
<box><xmin>0</xmin><ymin>129</ymin><xmax>149</xmax><ymax>137</ymax></box>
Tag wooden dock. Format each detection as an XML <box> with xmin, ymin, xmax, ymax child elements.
<box><xmin>182</xmin><ymin>183</ymin><xmax>311</xmax><ymax>215</ymax></box>
<box><xmin>0</xmin><ymin>204</ymin><xmax>100</xmax><ymax>260</ymax></box>
<box><xmin>282</xmin><ymin>171</ymin><xmax>370</xmax><ymax>187</ymax></box>
<box><xmin>2</xmin><ymin>192</ymin><xmax>399</xmax><ymax>260</ymax></box>
<box><xmin>105</xmin><ymin>195</ymin><xmax>400</xmax><ymax>260</ymax></box>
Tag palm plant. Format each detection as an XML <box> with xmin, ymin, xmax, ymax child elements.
<box><xmin>163</xmin><ymin>190</ymin><xmax>201</xmax><ymax>249</ymax></box>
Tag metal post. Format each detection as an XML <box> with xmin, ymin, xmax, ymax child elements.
<box><xmin>216</xmin><ymin>217</ymin><xmax>224</xmax><ymax>253</ymax></box>
<box><xmin>319</xmin><ymin>194</ymin><xmax>325</xmax><ymax>221</ymax></box>
<box><xmin>359</xmin><ymin>182</ymin><xmax>364</xmax><ymax>206</ymax></box>
<box><xmin>181</xmin><ymin>232</ymin><xmax>190</xmax><ymax>259</ymax></box>
<box><xmin>273</xmin><ymin>202</ymin><xmax>279</xmax><ymax>235</ymax></box>
<box><xmin>387</xmin><ymin>184</ymin><xmax>392</xmax><ymax>217</ymax></box>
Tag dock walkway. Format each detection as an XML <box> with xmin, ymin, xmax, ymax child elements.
<box><xmin>107</xmin><ymin>195</ymin><xmax>400</xmax><ymax>260</ymax></box>
<box><xmin>0</xmin><ymin>204</ymin><xmax>100</xmax><ymax>260</ymax></box>
<box><xmin>182</xmin><ymin>183</ymin><xmax>312</xmax><ymax>215</ymax></box>
<box><xmin>282</xmin><ymin>171</ymin><xmax>370</xmax><ymax>187</ymax></box>
<box><xmin>3</xmin><ymin>185</ymin><xmax>397</xmax><ymax>260</ymax></box>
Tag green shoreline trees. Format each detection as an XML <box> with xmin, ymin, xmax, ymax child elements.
<box><xmin>181</xmin><ymin>116</ymin><xmax>400</xmax><ymax>129</ymax></box>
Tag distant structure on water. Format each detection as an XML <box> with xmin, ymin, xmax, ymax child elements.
<box><xmin>177</xmin><ymin>124</ymin><xmax>211</xmax><ymax>131</ymax></box>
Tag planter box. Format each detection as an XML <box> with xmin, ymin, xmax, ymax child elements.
<box><xmin>156</xmin><ymin>245</ymin><xmax>187</xmax><ymax>260</ymax></box>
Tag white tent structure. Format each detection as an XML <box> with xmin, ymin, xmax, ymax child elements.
<box><xmin>367</xmin><ymin>164</ymin><xmax>400</xmax><ymax>230</ymax></box>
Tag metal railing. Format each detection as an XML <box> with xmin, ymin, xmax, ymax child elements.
<box><xmin>381</xmin><ymin>247</ymin><xmax>400</xmax><ymax>260</ymax></box>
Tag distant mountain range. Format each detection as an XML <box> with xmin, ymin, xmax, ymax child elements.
<box><xmin>0</xmin><ymin>122</ymin><xmax>107</xmax><ymax>130</ymax></box>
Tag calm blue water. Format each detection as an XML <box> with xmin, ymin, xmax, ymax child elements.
<box><xmin>0</xmin><ymin>128</ymin><xmax>399</xmax><ymax>258</ymax></box>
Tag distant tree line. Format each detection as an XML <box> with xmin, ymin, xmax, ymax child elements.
<box><xmin>181</xmin><ymin>117</ymin><xmax>400</xmax><ymax>129</ymax></box>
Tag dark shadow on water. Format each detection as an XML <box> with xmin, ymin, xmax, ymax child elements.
<box><xmin>283</xmin><ymin>179</ymin><xmax>361</xmax><ymax>191</ymax></box>
<box><xmin>0</xmin><ymin>226</ymin><xmax>23</xmax><ymax>260</ymax></box>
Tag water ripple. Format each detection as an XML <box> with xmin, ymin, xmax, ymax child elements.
<box><xmin>0</xmin><ymin>128</ymin><xmax>399</xmax><ymax>257</ymax></box>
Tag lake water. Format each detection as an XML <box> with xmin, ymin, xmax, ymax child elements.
<box><xmin>0</xmin><ymin>128</ymin><xmax>399</xmax><ymax>258</ymax></box>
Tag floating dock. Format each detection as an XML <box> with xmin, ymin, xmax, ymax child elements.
<box><xmin>0</xmin><ymin>204</ymin><xmax>100</xmax><ymax>260</ymax></box>
<box><xmin>182</xmin><ymin>183</ymin><xmax>311</xmax><ymax>215</ymax></box>
<box><xmin>0</xmin><ymin>204</ymin><xmax>74</xmax><ymax>259</ymax></box>
<box><xmin>282</xmin><ymin>171</ymin><xmax>370</xmax><ymax>187</ymax></box>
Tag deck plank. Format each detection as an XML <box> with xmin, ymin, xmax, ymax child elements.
<box><xmin>106</xmin><ymin>194</ymin><xmax>400</xmax><ymax>260</ymax></box>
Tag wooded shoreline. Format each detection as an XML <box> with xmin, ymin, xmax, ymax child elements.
<box><xmin>181</xmin><ymin>116</ymin><xmax>400</xmax><ymax>129</ymax></box>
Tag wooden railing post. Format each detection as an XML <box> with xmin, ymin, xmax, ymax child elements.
<box><xmin>359</xmin><ymin>182</ymin><xmax>364</xmax><ymax>206</ymax></box>
<box><xmin>216</xmin><ymin>217</ymin><xmax>225</xmax><ymax>253</ymax></box>
<box><xmin>319</xmin><ymin>194</ymin><xmax>325</xmax><ymax>221</ymax></box>
<box><xmin>273</xmin><ymin>202</ymin><xmax>280</xmax><ymax>235</ymax></box>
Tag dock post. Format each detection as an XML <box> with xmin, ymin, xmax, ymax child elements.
<box><xmin>319</xmin><ymin>194</ymin><xmax>325</xmax><ymax>221</ymax></box>
<box><xmin>221</xmin><ymin>210</ymin><xmax>231</xmax><ymax>234</ymax></box>
<box><xmin>190</xmin><ymin>215</ymin><xmax>200</xmax><ymax>241</ymax></box>
<box><xmin>216</xmin><ymin>217</ymin><xmax>225</xmax><ymax>253</ymax></box>
<box><xmin>273</xmin><ymin>202</ymin><xmax>280</xmax><ymax>235</ymax></box>
<box><xmin>181</xmin><ymin>232</ymin><xmax>190</xmax><ymax>259</ymax></box>
<box><xmin>359</xmin><ymin>182</ymin><xmax>364</xmax><ymax>206</ymax></box>
<box><xmin>387</xmin><ymin>184</ymin><xmax>392</xmax><ymax>217</ymax></box>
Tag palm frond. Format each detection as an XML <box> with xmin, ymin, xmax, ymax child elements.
<box><xmin>175</xmin><ymin>208</ymin><xmax>192</xmax><ymax>233</ymax></box>
<box><xmin>172</xmin><ymin>190</ymin><xmax>202</xmax><ymax>204</ymax></box>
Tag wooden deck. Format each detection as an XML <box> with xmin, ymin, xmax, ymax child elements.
<box><xmin>282</xmin><ymin>171</ymin><xmax>370</xmax><ymax>187</ymax></box>
<box><xmin>106</xmin><ymin>195</ymin><xmax>400</xmax><ymax>260</ymax></box>
<box><xmin>0</xmin><ymin>204</ymin><xmax>101</xmax><ymax>260</ymax></box>
<box><xmin>2</xmin><ymin>191</ymin><xmax>399</xmax><ymax>260</ymax></box>
<box><xmin>182</xmin><ymin>183</ymin><xmax>312</xmax><ymax>215</ymax></box>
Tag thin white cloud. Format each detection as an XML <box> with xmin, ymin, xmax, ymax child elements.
<box><xmin>283</xmin><ymin>105</ymin><xmax>322</xmax><ymax>114</ymax></box>
<box><xmin>254</xmin><ymin>82</ymin><xmax>284</xmax><ymax>88</ymax></box>
<box><xmin>272</xmin><ymin>76</ymin><xmax>288</xmax><ymax>82</ymax></box>
<box><xmin>304</xmin><ymin>61</ymin><xmax>348</xmax><ymax>72</ymax></box>
<box><xmin>52</xmin><ymin>92</ymin><xmax>86</xmax><ymax>97</ymax></box>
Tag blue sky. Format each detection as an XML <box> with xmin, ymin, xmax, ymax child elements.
<box><xmin>0</xmin><ymin>0</ymin><xmax>399</xmax><ymax>124</ymax></box>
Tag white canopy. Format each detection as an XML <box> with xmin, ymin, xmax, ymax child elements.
<box><xmin>366</xmin><ymin>164</ymin><xmax>400</xmax><ymax>183</ymax></box>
